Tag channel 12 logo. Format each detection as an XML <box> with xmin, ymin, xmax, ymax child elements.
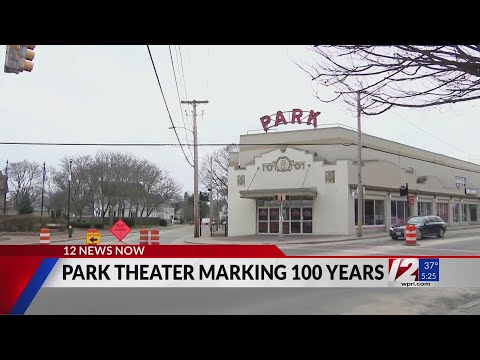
<box><xmin>388</xmin><ymin>258</ymin><xmax>440</xmax><ymax>282</ymax></box>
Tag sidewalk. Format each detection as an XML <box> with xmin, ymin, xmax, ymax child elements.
<box><xmin>185</xmin><ymin>228</ymin><xmax>388</xmax><ymax>245</ymax></box>
<box><xmin>185</xmin><ymin>225</ymin><xmax>480</xmax><ymax>245</ymax></box>
<box><xmin>0</xmin><ymin>227</ymin><xmax>142</xmax><ymax>244</ymax></box>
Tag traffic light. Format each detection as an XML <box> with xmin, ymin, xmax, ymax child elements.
<box><xmin>4</xmin><ymin>45</ymin><xmax>36</xmax><ymax>74</ymax></box>
<box><xmin>399</xmin><ymin>183</ymin><xmax>408</xmax><ymax>196</ymax></box>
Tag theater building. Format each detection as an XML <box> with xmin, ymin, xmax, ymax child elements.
<box><xmin>228</xmin><ymin>124</ymin><xmax>480</xmax><ymax>237</ymax></box>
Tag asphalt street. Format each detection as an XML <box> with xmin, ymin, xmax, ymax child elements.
<box><xmin>279</xmin><ymin>227</ymin><xmax>480</xmax><ymax>256</ymax></box>
<box><xmin>46</xmin><ymin>225</ymin><xmax>192</xmax><ymax>246</ymax></box>
<box><xmin>7</xmin><ymin>226</ymin><xmax>480</xmax><ymax>314</ymax></box>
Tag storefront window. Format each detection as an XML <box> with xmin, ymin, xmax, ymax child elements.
<box><xmin>257</xmin><ymin>197</ymin><xmax>270</xmax><ymax>207</ymax></box>
<box><xmin>355</xmin><ymin>199</ymin><xmax>385</xmax><ymax>226</ymax></box>
<box><xmin>462</xmin><ymin>204</ymin><xmax>468</xmax><ymax>222</ymax></box>
<box><xmin>303</xmin><ymin>222</ymin><xmax>312</xmax><ymax>233</ymax></box>
<box><xmin>269</xmin><ymin>198</ymin><xmax>280</xmax><ymax>207</ymax></box>
<box><xmin>258</xmin><ymin>222</ymin><xmax>268</xmax><ymax>233</ymax></box>
<box><xmin>289</xmin><ymin>196</ymin><xmax>302</xmax><ymax>207</ymax></box>
<box><xmin>258</xmin><ymin>208</ymin><xmax>268</xmax><ymax>221</ymax></box>
<box><xmin>258</xmin><ymin>207</ymin><xmax>268</xmax><ymax>233</ymax></box>
<box><xmin>452</xmin><ymin>203</ymin><xmax>460</xmax><ymax>222</ymax></box>
<box><xmin>391</xmin><ymin>200</ymin><xmax>409</xmax><ymax>225</ymax></box>
<box><xmin>291</xmin><ymin>221</ymin><xmax>301</xmax><ymax>233</ymax></box>
<box><xmin>270</xmin><ymin>221</ymin><xmax>279</xmax><ymax>233</ymax></box>
<box><xmin>418</xmin><ymin>202</ymin><xmax>432</xmax><ymax>216</ymax></box>
<box><xmin>269</xmin><ymin>208</ymin><xmax>279</xmax><ymax>221</ymax></box>
<box><xmin>437</xmin><ymin>202</ymin><xmax>449</xmax><ymax>222</ymax></box>
<box><xmin>469</xmin><ymin>204</ymin><xmax>478</xmax><ymax>222</ymax></box>
<box><xmin>303</xmin><ymin>208</ymin><xmax>312</xmax><ymax>221</ymax></box>
<box><xmin>302</xmin><ymin>199</ymin><xmax>313</xmax><ymax>207</ymax></box>
<box><xmin>257</xmin><ymin>196</ymin><xmax>313</xmax><ymax>234</ymax></box>
<box><xmin>291</xmin><ymin>208</ymin><xmax>301</xmax><ymax>221</ymax></box>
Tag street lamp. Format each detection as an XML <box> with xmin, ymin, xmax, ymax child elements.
<box><xmin>67</xmin><ymin>159</ymin><xmax>72</xmax><ymax>225</ymax></box>
<box><xmin>3</xmin><ymin>160</ymin><xmax>8</xmax><ymax>215</ymax></box>
<box><xmin>168</xmin><ymin>126</ymin><xmax>193</xmax><ymax>134</ymax></box>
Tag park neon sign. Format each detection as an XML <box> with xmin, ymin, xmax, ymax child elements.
<box><xmin>260</xmin><ymin>109</ymin><xmax>321</xmax><ymax>132</ymax></box>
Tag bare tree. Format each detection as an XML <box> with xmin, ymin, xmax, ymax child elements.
<box><xmin>93</xmin><ymin>151</ymin><xmax>182</xmax><ymax>221</ymax></box>
<box><xmin>53</xmin><ymin>156</ymin><xmax>95</xmax><ymax>221</ymax></box>
<box><xmin>7</xmin><ymin>160</ymin><xmax>42</xmax><ymax>209</ymax></box>
<box><xmin>300</xmin><ymin>45</ymin><xmax>480</xmax><ymax>115</ymax></box>
<box><xmin>32</xmin><ymin>165</ymin><xmax>58</xmax><ymax>214</ymax></box>
<box><xmin>200</xmin><ymin>144</ymin><xmax>239</xmax><ymax>202</ymax></box>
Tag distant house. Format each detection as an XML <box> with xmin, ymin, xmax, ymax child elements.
<box><xmin>147</xmin><ymin>205</ymin><xmax>175</xmax><ymax>222</ymax></box>
<box><xmin>219</xmin><ymin>204</ymin><xmax>227</xmax><ymax>222</ymax></box>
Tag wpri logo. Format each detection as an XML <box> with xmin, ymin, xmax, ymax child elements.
<box><xmin>388</xmin><ymin>258</ymin><xmax>419</xmax><ymax>286</ymax></box>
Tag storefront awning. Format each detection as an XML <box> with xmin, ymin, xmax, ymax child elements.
<box><xmin>239</xmin><ymin>188</ymin><xmax>317</xmax><ymax>199</ymax></box>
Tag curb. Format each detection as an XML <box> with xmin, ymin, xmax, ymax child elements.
<box><xmin>183</xmin><ymin>225</ymin><xmax>480</xmax><ymax>246</ymax></box>
<box><xmin>184</xmin><ymin>233</ymin><xmax>389</xmax><ymax>246</ymax></box>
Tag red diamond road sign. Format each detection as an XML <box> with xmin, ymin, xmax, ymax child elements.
<box><xmin>110</xmin><ymin>218</ymin><xmax>131</xmax><ymax>242</ymax></box>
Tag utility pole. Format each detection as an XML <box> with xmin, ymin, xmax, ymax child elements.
<box><xmin>356</xmin><ymin>91</ymin><xmax>363</xmax><ymax>237</ymax></box>
<box><xmin>210</xmin><ymin>156</ymin><xmax>213</xmax><ymax>237</ymax></box>
<box><xmin>181</xmin><ymin>99</ymin><xmax>209</xmax><ymax>238</ymax></box>
<box><xmin>67</xmin><ymin>159</ymin><xmax>72</xmax><ymax>225</ymax></box>
<box><xmin>3</xmin><ymin>160</ymin><xmax>8</xmax><ymax>215</ymax></box>
<box><xmin>40</xmin><ymin>162</ymin><xmax>46</xmax><ymax>219</ymax></box>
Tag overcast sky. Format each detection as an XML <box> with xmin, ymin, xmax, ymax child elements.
<box><xmin>1</xmin><ymin>45</ymin><xmax>480</xmax><ymax>194</ymax></box>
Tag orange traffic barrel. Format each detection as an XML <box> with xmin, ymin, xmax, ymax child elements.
<box><xmin>139</xmin><ymin>228</ymin><xmax>149</xmax><ymax>245</ymax></box>
<box><xmin>39</xmin><ymin>227</ymin><xmax>50</xmax><ymax>245</ymax></box>
<box><xmin>150</xmin><ymin>229</ymin><xmax>160</xmax><ymax>245</ymax></box>
<box><xmin>404</xmin><ymin>224</ymin><xmax>418</xmax><ymax>246</ymax></box>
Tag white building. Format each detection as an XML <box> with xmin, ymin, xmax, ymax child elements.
<box><xmin>228</xmin><ymin>126</ymin><xmax>480</xmax><ymax>237</ymax></box>
<box><xmin>147</xmin><ymin>205</ymin><xmax>175</xmax><ymax>222</ymax></box>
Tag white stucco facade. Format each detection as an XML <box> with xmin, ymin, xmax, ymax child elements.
<box><xmin>228</xmin><ymin>126</ymin><xmax>480</xmax><ymax>237</ymax></box>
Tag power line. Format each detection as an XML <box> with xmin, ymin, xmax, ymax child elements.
<box><xmin>391</xmin><ymin>109</ymin><xmax>475</xmax><ymax>160</ymax></box>
<box><xmin>3</xmin><ymin>141</ymin><xmax>480</xmax><ymax>173</ymax></box>
<box><xmin>168</xmin><ymin>45</ymin><xmax>194</xmax><ymax>161</ymax></box>
<box><xmin>146</xmin><ymin>45</ymin><xmax>193</xmax><ymax>168</ymax></box>
<box><xmin>178</xmin><ymin>46</ymin><xmax>189</xmax><ymax>100</ymax></box>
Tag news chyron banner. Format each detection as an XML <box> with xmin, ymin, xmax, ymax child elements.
<box><xmin>1</xmin><ymin>244</ymin><xmax>480</xmax><ymax>314</ymax></box>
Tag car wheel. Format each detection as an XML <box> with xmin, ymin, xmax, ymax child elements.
<box><xmin>437</xmin><ymin>228</ymin><xmax>445</xmax><ymax>238</ymax></box>
<box><xmin>416</xmin><ymin>229</ymin><xmax>424</xmax><ymax>239</ymax></box>
<box><xmin>391</xmin><ymin>236</ymin><xmax>398</xmax><ymax>240</ymax></box>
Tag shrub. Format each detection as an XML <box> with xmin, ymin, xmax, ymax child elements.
<box><xmin>113</xmin><ymin>217</ymin><xmax>135</xmax><ymax>227</ymax></box>
<box><xmin>72</xmin><ymin>222</ymin><xmax>105</xmax><ymax>229</ymax></box>
<box><xmin>159</xmin><ymin>219</ymin><xmax>168</xmax><ymax>227</ymax></box>
<box><xmin>0</xmin><ymin>214</ymin><xmax>41</xmax><ymax>232</ymax></box>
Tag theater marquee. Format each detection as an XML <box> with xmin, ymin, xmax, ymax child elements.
<box><xmin>260</xmin><ymin>109</ymin><xmax>321</xmax><ymax>132</ymax></box>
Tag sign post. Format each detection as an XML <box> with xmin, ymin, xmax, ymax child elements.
<box><xmin>86</xmin><ymin>228</ymin><xmax>101</xmax><ymax>245</ymax></box>
<box><xmin>278</xmin><ymin>194</ymin><xmax>286</xmax><ymax>240</ymax></box>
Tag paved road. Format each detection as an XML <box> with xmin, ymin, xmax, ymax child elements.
<box><xmin>53</xmin><ymin>225</ymin><xmax>193</xmax><ymax>245</ymax></box>
<box><xmin>26</xmin><ymin>287</ymin><xmax>480</xmax><ymax>315</ymax></box>
<box><xmin>9</xmin><ymin>226</ymin><xmax>480</xmax><ymax>314</ymax></box>
<box><xmin>279</xmin><ymin>227</ymin><xmax>480</xmax><ymax>256</ymax></box>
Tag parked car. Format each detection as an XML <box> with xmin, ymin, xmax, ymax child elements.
<box><xmin>389</xmin><ymin>215</ymin><xmax>447</xmax><ymax>240</ymax></box>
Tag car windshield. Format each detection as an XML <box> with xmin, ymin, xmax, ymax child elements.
<box><xmin>407</xmin><ymin>216</ymin><xmax>426</xmax><ymax>224</ymax></box>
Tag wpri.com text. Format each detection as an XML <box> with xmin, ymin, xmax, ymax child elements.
<box><xmin>388</xmin><ymin>258</ymin><xmax>439</xmax><ymax>287</ymax></box>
